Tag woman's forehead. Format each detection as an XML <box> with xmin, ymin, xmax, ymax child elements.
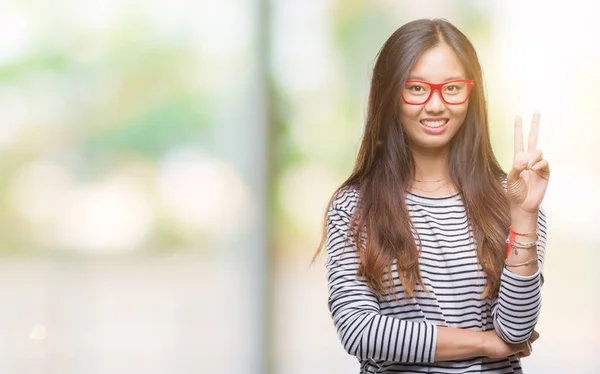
<box><xmin>407</xmin><ymin>43</ymin><xmax>466</xmax><ymax>82</ymax></box>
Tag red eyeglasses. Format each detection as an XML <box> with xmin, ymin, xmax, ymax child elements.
<box><xmin>401</xmin><ymin>79</ymin><xmax>475</xmax><ymax>105</ymax></box>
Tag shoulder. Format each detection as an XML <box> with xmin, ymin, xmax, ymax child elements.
<box><xmin>330</xmin><ymin>186</ymin><xmax>360</xmax><ymax>216</ymax></box>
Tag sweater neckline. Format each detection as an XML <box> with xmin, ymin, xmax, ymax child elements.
<box><xmin>405</xmin><ymin>190</ymin><xmax>461</xmax><ymax>205</ymax></box>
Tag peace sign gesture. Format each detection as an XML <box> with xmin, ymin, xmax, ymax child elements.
<box><xmin>506</xmin><ymin>112</ymin><xmax>550</xmax><ymax>214</ymax></box>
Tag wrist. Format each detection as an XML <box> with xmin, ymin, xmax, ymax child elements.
<box><xmin>510</xmin><ymin>207</ymin><xmax>539</xmax><ymax>231</ymax></box>
<box><xmin>478</xmin><ymin>331</ymin><xmax>492</xmax><ymax>357</ymax></box>
<box><xmin>509</xmin><ymin>205</ymin><xmax>539</xmax><ymax>218</ymax></box>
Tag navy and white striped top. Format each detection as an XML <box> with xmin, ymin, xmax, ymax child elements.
<box><xmin>325</xmin><ymin>187</ymin><xmax>547</xmax><ymax>373</ymax></box>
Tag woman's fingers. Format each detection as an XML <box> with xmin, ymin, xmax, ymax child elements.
<box><xmin>508</xmin><ymin>149</ymin><xmax>546</xmax><ymax>184</ymax></box>
<box><xmin>530</xmin><ymin>330</ymin><xmax>540</xmax><ymax>344</ymax></box>
<box><xmin>528</xmin><ymin>111</ymin><xmax>540</xmax><ymax>152</ymax></box>
<box><xmin>530</xmin><ymin>159</ymin><xmax>550</xmax><ymax>180</ymax></box>
<box><xmin>518</xmin><ymin>330</ymin><xmax>540</xmax><ymax>359</ymax></box>
<box><xmin>514</xmin><ymin>115</ymin><xmax>524</xmax><ymax>157</ymax></box>
<box><xmin>514</xmin><ymin>112</ymin><xmax>542</xmax><ymax>160</ymax></box>
<box><xmin>516</xmin><ymin>335</ymin><xmax>537</xmax><ymax>359</ymax></box>
<box><xmin>517</xmin><ymin>341</ymin><xmax>532</xmax><ymax>359</ymax></box>
<box><xmin>526</xmin><ymin>149</ymin><xmax>543</xmax><ymax>169</ymax></box>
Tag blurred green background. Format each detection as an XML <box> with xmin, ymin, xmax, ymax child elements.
<box><xmin>0</xmin><ymin>0</ymin><xmax>598</xmax><ymax>373</ymax></box>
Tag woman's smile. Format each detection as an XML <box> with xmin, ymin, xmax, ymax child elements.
<box><xmin>420</xmin><ymin>118</ymin><xmax>450</xmax><ymax>134</ymax></box>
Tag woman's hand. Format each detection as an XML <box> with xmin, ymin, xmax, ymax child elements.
<box><xmin>515</xmin><ymin>330</ymin><xmax>540</xmax><ymax>359</ymax></box>
<box><xmin>482</xmin><ymin>330</ymin><xmax>540</xmax><ymax>359</ymax></box>
<box><xmin>506</xmin><ymin>112</ymin><xmax>550</xmax><ymax>214</ymax></box>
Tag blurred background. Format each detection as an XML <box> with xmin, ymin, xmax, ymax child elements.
<box><xmin>0</xmin><ymin>0</ymin><xmax>598</xmax><ymax>373</ymax></box>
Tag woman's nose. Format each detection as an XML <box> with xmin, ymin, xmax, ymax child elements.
<box><xmin>424</xmin><ymin>90</ymin><xmax>445</xmax><ymax>112</ymax></box>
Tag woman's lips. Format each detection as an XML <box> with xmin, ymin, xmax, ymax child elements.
<box><xmin>420</xmin><ymin>119</ymin><xmax>449</xmax><ymax>135</ymax></box>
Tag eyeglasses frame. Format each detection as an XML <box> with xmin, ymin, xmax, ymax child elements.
<box><xmin>401</xmin><ymin>79</ymin><xmax>475</xmax><ymax>105</ymax></box>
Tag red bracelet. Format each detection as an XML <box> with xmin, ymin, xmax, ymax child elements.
<box><xmin>506</xmin><ymin>228</ymin><xmax>516</xmax><ymax>258</ymax></box>
<box><xmin>506</xmin><ymin>225</ymin><xmax>539</xmax><ymax>258</ymax></box>
<box><xmin>509</xmin><ymin>225</ymin><xmax>538</xmax><ymax>237</ymax></box>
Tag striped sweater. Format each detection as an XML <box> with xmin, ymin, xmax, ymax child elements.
<box><xmin>325</xmin><ymin>187</ymin><xmax>547</xmax><ymax>373</ymax></box>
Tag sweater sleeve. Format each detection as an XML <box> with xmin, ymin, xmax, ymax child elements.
<box><xmin>325</xmin><ymin>199</ymin><xmax>437</xmax><ymax>364</ymax></box>
<box><xmin>492</xmin><ymin>206</ymin><xmax>547</xmax><ymax>344</ymax></box>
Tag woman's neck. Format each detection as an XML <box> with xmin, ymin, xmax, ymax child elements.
<box><xmin>407</xmin><ymin>146</ymin><xmax>458</xmax><ymax>197</ymax></box>
<box><xmin>411</xmin><ymin>147</ymin><xmax>450</xmax><ymax>181</ymax></box>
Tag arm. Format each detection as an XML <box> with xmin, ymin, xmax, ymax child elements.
<box><xmin>434</xmin><ymin>326</ymin><xmax>485</xmax><ymax>360</ymax></box>
<box><xmin>435</xmin><ymin>327</ymin><xmax>532</xmax><ymax>361</ymax></box>
<box><xmin>325</xmin><ymin>205</ymin><xmax>531</xmax><ymax>363</ymax></box>
<box><xmin>492</xmin><ymin>207</ymin><xmax>547</xmax><ymax>344</ymax></box>
<box><xmin>495</xmin><ymin>112</ymin><xmax>550</xmax><ymax>344</ymax></box>
<box><xmin>326</xmin><ymin>207</ymin><xmax>437</xmax><ymax>364</ymax></box>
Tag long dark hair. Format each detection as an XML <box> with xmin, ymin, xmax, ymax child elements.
<box><xmin>314</xmin><ymin>19</ymin><xmax>509</xmax><ymax>299</ymax></box>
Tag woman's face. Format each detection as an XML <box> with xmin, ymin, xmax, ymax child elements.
<box><xmin>398</xmin><ymin>43</ymin><xmax>470</xmax><ymax>152</ymax></box>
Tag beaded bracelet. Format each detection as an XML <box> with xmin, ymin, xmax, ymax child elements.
<box><xmin>505</xmin><ymin>257</ymin><xmax>538</xmax><ymax>268</ymax></box>
<box><xmin>505</xmin><ymin>237</ymin><xmax>537</xmax><ymax>246</ymax></box>
<box><xmin>513</xmin><ymin>237</ymin><xmax>537</xmax><ymax>246</ymax></box>
<box><xmin>506</xmin><ymin>237</ymin><xmax>537</xmax><ymax>255</ymax></box>
<box><xmin>509</xmin><ymin>225</ymin><xmax>540</xmax><ymax>236</ymax></box>
<box><xmin>506</xmin><ymin>226</ymin><xmax>540</xmax><ymax>257</ymax></box>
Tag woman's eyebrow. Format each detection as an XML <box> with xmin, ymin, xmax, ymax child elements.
<box><xmin>444</xmin><ymin>76</ymin><xmax>465</xmax><ymax>81</ymax></box>
<box><xmin>406</xmin><ymin>75</ymin><xmax>465</xmax><ymax>81</ymax></box>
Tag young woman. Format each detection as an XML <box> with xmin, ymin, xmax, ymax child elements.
<box><xmin>315</xmin><ymin>19</ymin><xmax>549</xmax><ymax>373</ymax></box>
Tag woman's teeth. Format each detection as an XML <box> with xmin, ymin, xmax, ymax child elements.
<box><xmin>421</xmin><ymin>119</ymin><xmax>448</xmax><ymax>128</ymax></box>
